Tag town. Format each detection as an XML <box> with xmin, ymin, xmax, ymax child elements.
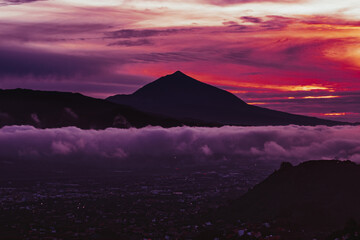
<box><xmin>0</xmin><ymin>162</ymin><xmax>274</xmax><ymax>239</ymax></box>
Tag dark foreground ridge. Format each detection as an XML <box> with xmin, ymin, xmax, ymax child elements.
<box><xmin>215</xmin><ymin>160</ymin><xmax>360</xmax><ymax>239</ymax></box>
<box><xmin>107</xmin><ymin>71</ymin><xmax>346</xmax><ymax>126</ymax></box>
<box><xmin>0</xmin><ymin>88</ymin><xmax>208</xmax><ymax>129</ymax></box>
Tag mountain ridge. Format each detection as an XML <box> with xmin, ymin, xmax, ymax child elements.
<box><xmin>0</xmin><ymin>88</ymin><xmax>213</xmax><ymax>129</ymax></box>
<box><xmin>0</xmin><ymin>71</ymin><xmax>349</xmax><ymax>129</ymax></box>
<box><xmin>107</xmin><ymin>71</ymin><xmax>346</xmax><ymax>126</ymax></box>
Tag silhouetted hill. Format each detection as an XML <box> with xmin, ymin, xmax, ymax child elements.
<box><xmin>107</xmin><ymin>71</ymin><xmax>345</xmax><ymax>126</ymax></box>
<box><xmin>0</xmin><ymin>88</ymin><xmax>207</xmax><ymax>129</ymax></box>
<box><xmin>221</xmin><ymin>160</ymin><xmax>360</xmax><ymax>232</ymax></box>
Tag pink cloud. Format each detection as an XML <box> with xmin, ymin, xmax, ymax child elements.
<box><xmin>205</xmin><ymin>0</ymin><xmax>304</xmax><ymax>5</ymax></box>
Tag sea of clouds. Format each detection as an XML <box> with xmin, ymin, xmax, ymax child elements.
<box><xmin>1</xmin><ymin>125</ymin><xmax>360</xmax><ymax>164</ymax></box>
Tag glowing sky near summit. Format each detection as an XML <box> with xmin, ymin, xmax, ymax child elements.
<box><xmin>1</xmin><ymin>0</ymin><xmax>360</xmax><ymax>122</ymax></box>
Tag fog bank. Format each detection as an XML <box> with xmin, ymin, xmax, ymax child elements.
<box><xmin>1</xmin><ymin>125</ymin><xmax>359</xmax><ymax>164</ymax></box>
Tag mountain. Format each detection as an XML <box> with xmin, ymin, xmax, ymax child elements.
<box><xmin>107</xmin><ymin>71</ymin><xmax>345</xmax><ymax>126</ymax></box>
<box><xmin>219</xmin><ymin>160</ymin><xmax>360</xmax><ymax>233</ymax></box>
<box><xmin>0</xmin><ymin>88</ymin><xmax>208</xmax><ymax>129</ymax></box>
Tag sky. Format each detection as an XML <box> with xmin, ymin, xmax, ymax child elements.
<box><xmin>1</xmin><ymin>0</ymin><xmax>360</xmax><ymax>122</ymax></box>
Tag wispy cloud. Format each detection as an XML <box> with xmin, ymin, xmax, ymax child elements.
<box><xmin>206</xmin><ymin>0</ymin><xmax>303</xmax><ymax>5</ymax></box>
<box><xmin>105</xmin><ymin>28</ymin><xmax>191</xmax><ymax>39</ymax></box>
<box><xmin>0</xmin><ymin>0</ymin><xmax>43</xmax><ymax>7</ymax></box>
<box><xmin>108</xmin><ymin>39</ymin><xmax>153</xmax><ymax>47</ymax></box>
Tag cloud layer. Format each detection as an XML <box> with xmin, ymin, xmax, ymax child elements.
<box><xmin>1</xmin><ymin>125</ymin><xmax>360</xmax><ymax>165</ymax></box>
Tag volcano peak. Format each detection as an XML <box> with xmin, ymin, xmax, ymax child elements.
<box><xmin>107</xmin><ymin>72</ymin><xmax>344</xmax><ymax>126</ymax></box>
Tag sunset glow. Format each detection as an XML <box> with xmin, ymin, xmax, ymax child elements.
<box><xmin>1</xmin><ymin>0</ymin><xmax>360</xmax><ymax>122</ymax></box>
<box><xmin>302</xmin><ymin>96</ymin><xmax>340</xmax><ymax>99</ymax></box>
<box><xmin>323</xmin><ymin>112</ymin><xmax>347</xmax><ymax>116</ymax></box>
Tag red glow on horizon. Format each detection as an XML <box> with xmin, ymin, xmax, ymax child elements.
<box><xmin>323</xmin><ymin>112</ymin><xmax>347</xmax><ymax>116</ymax></box>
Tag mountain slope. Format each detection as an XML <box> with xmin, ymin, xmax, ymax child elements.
<box><xmin>220</xmin><ymin>160</ymin><xmax>360</xmax><ymax>232</ymax></box>
<box><xmin>107</xmin><ymin>71</ymin><xmax>345</xmax><ymax>126</ymax></box>
<box><xmin>0</xmin><ymin>88</ymin><xmax>205</xmax><ymax>129</ymax></box>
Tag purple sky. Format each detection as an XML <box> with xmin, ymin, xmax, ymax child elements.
<box><xmin>1</xmin><ymin>0</ymin><xmax>360</xmax><ymax>122</ymax></box>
